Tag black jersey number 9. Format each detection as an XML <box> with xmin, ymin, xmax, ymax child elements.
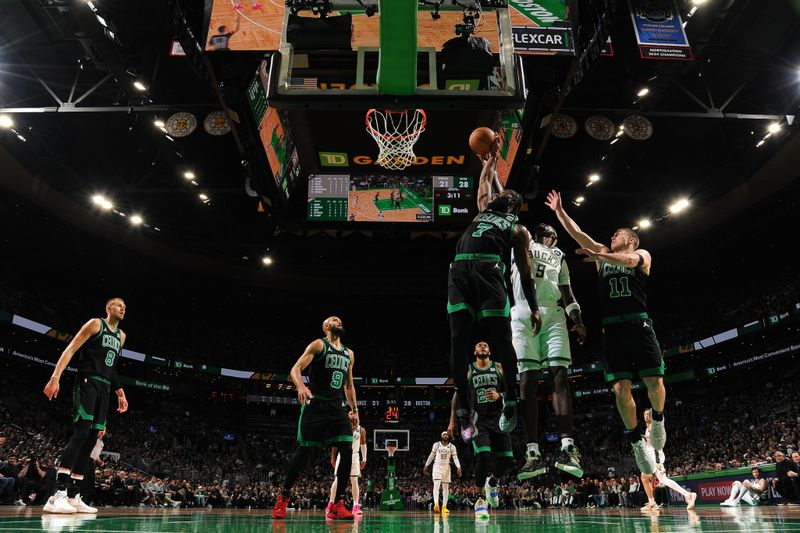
<box><xmin>535</xmin><ymin>264</ymin><xmax>545</xmax><ymax>278</ymax></box>
<box><xmin>105</xmin><ymin>350</ymin><xmax>116</xmax><ymax>367</ymax></box>
<box><xmin>330</xmin><ymin>370</ymin><xmax>344</xmax><ymax>389</ymax></box>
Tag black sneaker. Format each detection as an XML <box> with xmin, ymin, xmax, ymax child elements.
<box><xmin>517</xmin><ymin>451</ymin><xmax>547</xmax><ymax>480</ymax></box>
<box><xmin>554</xmin><ymin>445</ymin><xmax>584</xmax><ymax>478</ymax></box>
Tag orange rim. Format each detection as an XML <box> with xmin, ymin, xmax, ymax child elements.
<box><xmin>365</xmin><ymin>109</ymin><xmax>427</xmax><ymax>141</ymax></box>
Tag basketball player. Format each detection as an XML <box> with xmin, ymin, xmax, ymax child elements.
<box><xmin>328</xmin><ymin>411</ymin><xmax>367</xmax><ymax>516</ymax></box>
<box><xmin>42</xmin><ymin>298</ymin><xmax>129</xmax><ymax>514</ymax></box>
<box><xmin>545</xmin><ymin>190</ymin><xmax>666</xmax><ymax>476</ymax></box>
<box><xmin>721</xmin><ymin>467</ymin><xmax>768</xmax><ymax>507</ymax></box>
<box><xmin>448</xmin><ymin>342</ymin><xmax>513</xmax><ymax>519</ymax></box>
<box><xmin>208</xmin><ymin>14</ymin><xmax>240</xmax><ymax>51</ymax></box>
<box><xmin>449</xmin><ymin>148</ymin><xmax>541</xmax><ymax>441</ymax></box>
<box><xmin>232</xmin><ymin>0</ymin><xmax>263</xmax><ymax>11</ymax></box>
<box><xmin>513</xmin><ymin>223</ymin><xmax>587</xmax><ymax>480</ymax></box>
<box><xmin>272</xmin><ymin>317</ymin><xmax>359</xmax><ymax>521</ymax></box>
<box><xmin>423</xmin><ymin>431</ymin><xmax>461</xmax><ymax>515</ymax></box>
<box><xmin>639</xmin><ymin>409</ymin><xmax>696</xmax><ymax>511</ymax></box>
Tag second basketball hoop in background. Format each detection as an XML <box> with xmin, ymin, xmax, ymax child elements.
<box><xmin>366</xmin><ymin>109</ymin><xmax>426</xmax><ymax>170</ymax></box>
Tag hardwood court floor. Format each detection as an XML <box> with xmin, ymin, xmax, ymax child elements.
<box><xmin>3</xmin><ymin>505</ymin><xmax>800</xmax><ymax>532</ymax></box>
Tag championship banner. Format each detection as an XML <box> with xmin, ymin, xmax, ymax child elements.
<box><xmin>628</xmin><ymin>0</ymin><xmax>693</xmax><ymax>60</ymax></box>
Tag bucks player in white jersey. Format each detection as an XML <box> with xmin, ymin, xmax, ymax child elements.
<box><xmin>640</xmin><ymin>409</ymin><xmax>697</xmax><ymax>511</ymax></box>
<box><xmin>511</xmin><ymin>224</ymin><xmax>588</xmax><ymax>480</ymax></box>
<box><xmin>423</xmin><ymin>432</ymin><xmax>462</xmax><ymax>515</ymax></box>
<box><xmin>328</xmin><ymin>411</ymin><xmax>367</xmax><ymax>515</ymax></box>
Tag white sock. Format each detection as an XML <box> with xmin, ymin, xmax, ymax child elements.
<box><xmin>433</xmin><ymin>480</ymin><xmax>441</xmax><ymax>506</ymax></box>
<box><xmin>527</xmin><ymin>442</ymin><xmax>540</xmax><ymax>456</ymax></box>
<box><xmin>648</xmin><ymin>498</ymin><xmax>656</xmax><ymax>504</ymax></box>
<box><xmin>657</xmin><ymin>473</ymin><xmax>690</xmax><ymax>498</ymax></box>
<box><xmin>329</xmin><ymin>476</ymin><xmax>337</xmax><ymax>504</ymax></box>
<box><xmin>442</xmin><ymin>483</ymin><xmax>450</xmax><ymax>507</ymax></box>
<box><xmin>561</xmin><ymin>437</ymin><xmax>574</xmax><ymax>450</ymax></box>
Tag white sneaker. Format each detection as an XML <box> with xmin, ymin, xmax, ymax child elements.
<box><xmin>474</xmin><ymin>497</ymin><xmax>490</xmax><ymax>519</ymax></box>
<box><xmin>483</xmin><ymin>478</ymin><xmax>500</xmax><ymax>509</ymax></box>
<box><xmin>68</xmin><ymin>494</ymin><xmax>98</xmax><ymax>514</ymax></box>
<box><xmin>14</xmin><ymin>498</ymin><xmax>26</xmax><ymax>506</ymax></box>
<box><xmin>686</xmin><ymin>492</ymin><xmax>697</xmax><ymax>510</ymax></box>
<box><xmin>43</xmin><ymin>490</ymin><xmax>77</xmax><ymax>514</ymax></box>
<box><xmin>650</xmin><ymin>416</ymin><xmax>666</xmax><ymax>451</ymax></box>
<box><xmin>720</xmin><ymin>499</ymin><xmax>740</xmax><ymax>507</ymax></box>
<box><xmin>640</xmin><ymin>501</ymin><xmax>659</xmax><ymax>512</ymax></box>
<box><xmin>632</xmin><ymin>439</ymin><xmax>655</xmax><ymax>475</ymax></box>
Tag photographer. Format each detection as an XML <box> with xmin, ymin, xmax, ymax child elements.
<box><xmin>18</xmin><ymin>456</ymin><xmax>47</xmax><ymax>505</ymax></box>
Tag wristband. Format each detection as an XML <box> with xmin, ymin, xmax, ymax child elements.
<box><xmin>565</xmin><ymin>302</ymin><xmax>581</xmax><ymax>316</ymax></box>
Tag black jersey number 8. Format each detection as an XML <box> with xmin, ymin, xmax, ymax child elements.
<box><xmin>104</xmin><ymin>350</ymin><xmax>116</xmax><ymax>367</ymax></box>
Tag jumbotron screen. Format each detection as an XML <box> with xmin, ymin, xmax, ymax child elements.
<box><xmin>307</xmin><ymin>175</ymin><xmax>476</xmax><ymax>223</ymax></box>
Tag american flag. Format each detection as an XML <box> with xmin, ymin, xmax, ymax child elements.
<box><xmin>289</xmin><ymin>77</ymin><xmax>318</xmax><ymax>89</ymax></box>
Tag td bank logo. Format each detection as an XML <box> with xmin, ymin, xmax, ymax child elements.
<box><xmin>319</xmin><ymin>151</ymin><xmax>348</xmax><ymax>167</ymax></box>
<box><xmin>438</xmin><ymin>205</ymin><xmax>452</xmax><ymax>216</ymax></box>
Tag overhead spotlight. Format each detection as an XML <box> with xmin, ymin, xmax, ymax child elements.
<box><xmin>767</xmin><ymin>122</ymin><xmax>781</xmax><ymax>134</ymax></box>
<box><xmin>0</xmin><ymin>115</ymin><xmax>13</xmax><ymax>128</ymax></box>
<box><xmin>638</xmin><ymin>219</ymin><xmax>652</xmax><ymax>229</ymax></box>
<box><xmin>756</xmin><ymin>140</ymin><xmax>765</xmax><ymax>148</ymax></box>
<box><xmin>133</xmin><ymin>80</ymin><xmax>147</xmax><ymax>92</ymax></box>
<box><xmin>669</xmin><ymin>198</ymin><xmax>690</xmax><ymax>214</ymax></box>
<box><xmin>91</xmin><ymin>194</ymin><xmax>114</xmax><ymax>210</ymax></box>
<box><xmin>190</xmin><ymin>180</ymin><xmax>198</xmax><ymax>186</ymax></box>
<box><xmin>691</xmin><ymin>0</ymin><xmax>708</xmax><ymax>5</ymax></box>
<box><xmin>199</xmin><ymin>193</ymin><xmax>208</xmax><ymax>201</ymax></box>
<box><xmin>615</xmin><ymin>130</ymin><xmax>624</xmax><ymax>138</ymax></box>
<box><xmin>588</xmin><ymin>174</ymin><xmax>600</xmax><ymax>183</ymax></box>
<box><xmin>637</xmin><ymin>87</ymin><xmax>650</xmax><ymax>97</ymax></box>
<box><xmin>262</xmin><ymin>256</ymin><xmax>273</xmax><ymax>266</ymax></box>
<box><xmin>16</xmin><ymin>134</ymin><xmax>26</xmax><ymax>142</ymax></box>
<box><xmin>153</xmin><ymin>119</ymin><xmax>165</xmax><ymax>128</ymax></box>
<box><xmin>130</xmin><ymin>214</ymin><xmax>143</xmax><ymax>225</ymax></box>
<box><xmin>183</xmin><ymin>171</ymin><xmax>195</xmax><ymax>180</ymax></box>
<box><xmin>575</xmin><ymin>196</ymin><xmax>585</xmax><ymax>203</ymax></box>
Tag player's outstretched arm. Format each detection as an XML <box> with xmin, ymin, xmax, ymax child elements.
<box><xmin>579</xmin><ymin>248</ymin><xmax>651</xmax><ymax>274</ymax></box>
<box><xmin>44</xmin><ymin>318</ymin><xmax>101</xmax><ymax>401</ymax></box>
<box><xmin>512</xmin><ymin>225</ymin><xmax>541</xmax><ymax>335</ymax></box>
<box><xmin>344</xmin><ymin>350</ymin><xmax>359</xmax><ymax>426</ymax></box>
<box><xmin>545</xmin><ymin>190</ymin><xmax>607</xmax><ymax>253</ymax></box>
<box><xmin>290</xmin><ymin>339</ymin><xmax>323</xmax><ymax>404</ymax></box>
<box><xmin>476</xmin><ymin>152</ymin><xmax>499</xmax><ymax>212</ymax></box>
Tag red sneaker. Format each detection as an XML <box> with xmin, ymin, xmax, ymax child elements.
<box><xmin>272</xmin><ymin>493</ymin><xmax>289</xmax><ymax>519</ymax></box>
<box><xmin>332</xmin><ymin>500</ymin><xmax>354</xmax><ymax>520</ymax></box>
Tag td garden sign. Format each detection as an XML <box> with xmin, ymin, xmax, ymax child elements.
<box><xmin>319</xmin><ymin>152</ymin><xmax>466</xmax><ymax>168</ymax></box>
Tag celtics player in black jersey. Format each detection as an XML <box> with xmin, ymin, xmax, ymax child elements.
<box><xmin>546</xmin><ymin>190</ymin><xmax>665</xmax><ymax>476</ymax></box>
<box><xmin>273</xmin><ymin>316</ymin><xmax>359</xmax><ymax>521</ymax></box>
<box><xmin>449</xmin><ymin>342</ymin><xmax>513</xmax><ymax>519</ymax></box>
<box><xmin>449</xmin><ymin>147</ymin><xmax>541</xmax><ymax>442</ymax></box>
<box><xmin>42</xmin><ymin>298</ymin><xmax>128</xmax><ymax>514</ymax></box>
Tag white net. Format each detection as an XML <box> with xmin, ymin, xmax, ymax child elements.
<box><xmin>365</xmin><ymin>109</ymin><xmax>426</xmax><ymax>170</ymax></box>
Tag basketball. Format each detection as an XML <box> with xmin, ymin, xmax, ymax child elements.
<box><xmin>469</xmin><ymin>127</ymin><xmax>499</xmax><ymax>155</ymax></box>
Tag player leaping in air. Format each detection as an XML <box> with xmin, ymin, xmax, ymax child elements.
<box><xmin>545</xmin><ymin>190</ymin><xmax>666</xmax><ymax>478</ymax></box>
<box><xmin>448</xmin><ymin>145</ymin><xmax>541</xmax><ymax>442</ymax></box>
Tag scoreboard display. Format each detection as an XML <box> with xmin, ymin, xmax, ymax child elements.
<box><xmin>307</xmin><ymin>175</ymin><xmax>349</xmax><ymax>221</ymax></box>
<box><xmin>432</xmin><ymin>176</ymin><xmax>475</xmax><ymax>222</ymax></box>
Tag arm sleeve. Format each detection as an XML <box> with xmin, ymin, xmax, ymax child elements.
<box><xmin>451</xmin><ymin>445</ymin><xmax>461</xmax><ymax>469</ymax></box>
<box><xmin>360</xmin><ymin>444</ymin><xmax>367</xmax><ymax>461</ymax></box>
<box><xmin>559</xmin><ymin>256</ymin><xmax>571</xmax><ymax>285</ymax></box>
<box><xmin>425</xmin><ymin>443</ymin><xmax>437</xmax><ymax>467</ymax></box>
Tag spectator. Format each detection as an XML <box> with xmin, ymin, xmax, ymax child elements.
<box><xmin>772</xmin><ymin>450</ymin><xmax>800</xmax><ymax>504</ymax></box>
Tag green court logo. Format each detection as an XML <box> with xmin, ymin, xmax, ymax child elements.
<box><xmin>319</xmin><ymin>152</ymin><xmax>349</xmax><ymax>166</ymax></box>
<box><xmin>438</xmin><ymin>205</ymin><xmax>452</xmax><ymax>216</ymax></box>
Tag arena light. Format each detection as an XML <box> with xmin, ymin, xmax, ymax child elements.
<box><xmin>198</xmin><ymin>193</ymin><xmax>208</xmax><ymax>201</ymax></box>
<box><xmin>92</xmin><ymin>194</ymin><xmax>114</xmax><ymax>211</ymax></box>
<box><xmin>262</xmin><ymin>256</ymin><xmax>273</xmax><ymax>266</ymax></box>
<box><xmin>133</xmin><ymin>80</ymin><xmax>147</xmax><ymax>92</ymax></box>
<box><xmin>16</xmin><ymin>134</ymin><xmax>26</xmax><ymax>142</ymax></box>
<box><xmin>691</xmin><ymin>0</ymin><xmax>708</xmax><ymax>5</ymax></box>
<box><xmin>610</xmin><ymin>138</ymin><xmax>619</xmax><ymax>145</ymax></box>
<box><xmin>767</xmin><ymin>122</ymin><xmax>781</xmax><ymax>134</ymax></box>
<box><xmin>130</xmin><ymin>214</ymin><xmax>143</xmax><ymax>225</ymax></box>
<box><xmin>153</xmin><ymin>119</ymin><xmax>165</xmax><ymax>128</ymax></box>
<box><xmin>756</xmin><ymin>140</ymin><xmax>766</xmax><ymax>148</ymax></box>
<box><xmin>638</xmin><ymin>219</ymin><xmax>652</xmax><ymax>229</ymax></box>
<box><xmin>183</xmin><ymin>171</ymin><xmax>195</xmax><ymax>180</ymax></box>
<box><xmin>588</xmin><ymin>174</ymin><xmax>600</xmax><ymax>183</ymax></box>
<box><xmin>0</xmin><ymin>115</ymin><xmax>13</xmax><ymax>128</ymax></box>
<box><xmin>669</xmin><ymin>198</ymin><xmax>690</xmax><ymax>214</ymax></box>
<box><xmin>637</xmin><ymin>87</ymin><xmax>650</xmax><ymax>97</ymax></box>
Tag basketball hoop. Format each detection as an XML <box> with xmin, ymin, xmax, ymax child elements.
<box><xmin>386</xmin><ymin>444</ymin><xmax>397</xmax><ymax>458</ymax></box>
<box><xmin>365</xmin><ymin>109</ymin><xmax>427</xmax><ymax>170</ymax></box>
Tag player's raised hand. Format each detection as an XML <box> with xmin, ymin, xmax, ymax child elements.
<box><xmin>545</xmin><ymin>190</ymin><xmax>562</xmax><ymax>212</ymax></box>
<box><xmin>530</xmin><ymin>309</ymin><xmax>542</xmax><ymax>337</ymax></box>
<box><xmin>297</xmin><ymin>385</ymin><xmax>313</xmax><ymax>405</ymax></box>
<box><xmin>571</xmin><ymin>323</ymin><xmax>588</xmax><ymax>345</ymax></box>
<box><xmin>43</xmin><ymin>377</ymin><xmax>60</xmax><ymax>401</ymax></box>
